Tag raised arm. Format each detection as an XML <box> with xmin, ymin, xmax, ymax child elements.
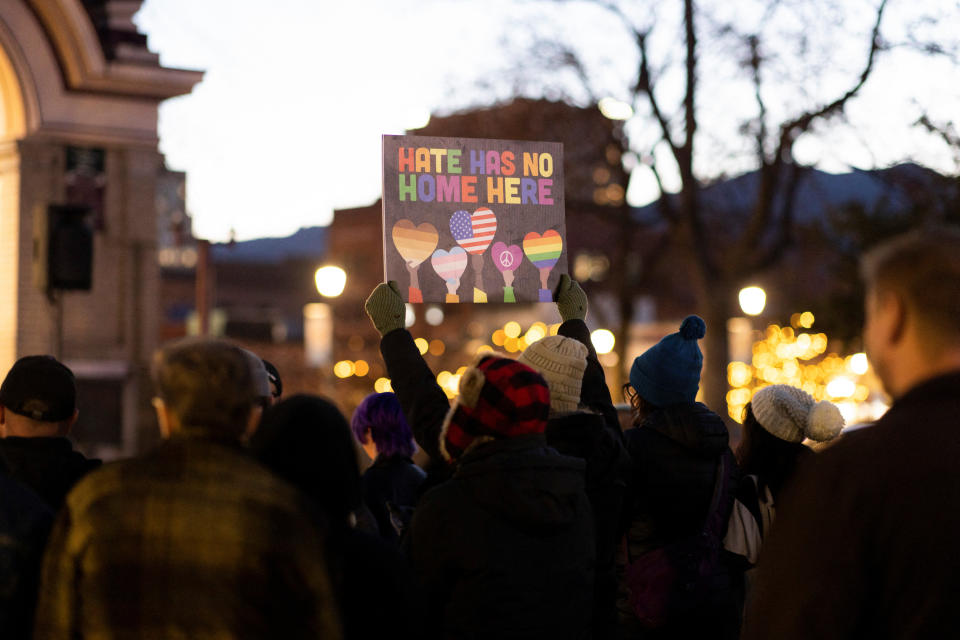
<box><xmin>365</xmin><ymin>282</ymin><xmax>452</xmax><ymax>464</ymax></box>
<box><xmin>554</xmin><ymin>274</ymin><xmax>620</xmax><ymax>438</ymax></box>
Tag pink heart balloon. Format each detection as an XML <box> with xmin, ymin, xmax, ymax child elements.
<box><xmin>491</xmin><ymin>241</ymin><xmax>523</xmax><ymax>273</ymax></box>
<box><xmin>430</xmin><ymin>247</ymin><xmax>468</xmax><ymax>282</ymax></box>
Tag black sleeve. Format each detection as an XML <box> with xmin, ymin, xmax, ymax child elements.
<box><xmin>379</xmin><ymin>328</ymin><xmax>452</xmax><ymax>466</ymax></box>
<box><xmin>557</xmin><ymin>319</ymin><xmax>621</xmax><ymax>440</ymax></box>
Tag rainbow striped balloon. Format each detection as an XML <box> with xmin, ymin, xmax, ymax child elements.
<box><xmin>523</xmin><ymin>230</ymin><xmax>563</xmax><ymax>269</ymax></box>
<box><xmin>450</xmin><ymin>208</ymin><xmax>497</xmax><ymax>255</ymax></box>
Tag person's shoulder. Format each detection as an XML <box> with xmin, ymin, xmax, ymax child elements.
<box><xmin>61</xmin><ymin>454</ymin><xmax>138</xmax><ymax>514</ymax></box>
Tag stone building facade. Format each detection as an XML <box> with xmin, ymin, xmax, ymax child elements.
<box><xmin>0</xmin><ymin>0</ymin><xmax>201</xmax><ymax>456</ymax></box>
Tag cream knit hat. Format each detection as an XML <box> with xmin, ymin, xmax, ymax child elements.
<box><xmin>751</xmin><ymin>384</ymin><xmax>845</xmax><ymax>443</ymax></box>
<box><xmin>517</xmin><ymin>335</ymin><xmax>588</xmax><ymax>414</ymax></box>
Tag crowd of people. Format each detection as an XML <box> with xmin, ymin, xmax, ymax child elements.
<box><xmin>0</xmin><ymin>227</ymin><xmax>958</xmax><ymax>638</ymax></box>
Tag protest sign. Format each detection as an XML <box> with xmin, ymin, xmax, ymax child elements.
<box><xmin>382</xmin><ymin>134</ymin><xmax>566</xmax><ymax>303</ymax></box>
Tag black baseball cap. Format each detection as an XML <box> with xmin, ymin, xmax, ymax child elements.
<box><xmin>0</xmin><ymin>355</ymin><xmax>77</xmax><ymax>422</ymax></box>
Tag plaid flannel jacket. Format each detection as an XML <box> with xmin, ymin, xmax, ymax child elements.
<box><xmin>34</xmin><ymin>436</ymin><xmax>341</xmax><ymax>639</ymax></box>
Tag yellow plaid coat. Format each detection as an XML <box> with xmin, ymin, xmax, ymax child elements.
<box><xmin>34</xmin><ymin>437</ymin><xmax>341</xmax><ymax>639</ymax></box>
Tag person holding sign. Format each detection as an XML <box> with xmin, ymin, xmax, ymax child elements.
<box><xmin>364</xmin><ymin>280</ymin><xmax>594</xmax><ymax>639</ymax></box>
<box><xmin>516</xmin><ymin>274</ymin><xmax>632</xmax><ymax>640</ymax></box>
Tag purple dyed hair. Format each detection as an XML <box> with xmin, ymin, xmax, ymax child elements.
<box><xmin>350</xmin><ymin>392</ymin><xmax>416</xmax><ymax>458</ymax></box>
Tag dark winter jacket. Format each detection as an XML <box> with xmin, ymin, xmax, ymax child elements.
<box><xmin>624</xmin><ymin>402</ymin><xmax>731</xmax><ymax>545</ymax></box>
<box><xmin>0</xmin><ymin>467</ymin><xmax>53</xmax><ymax>640</ymax></box>
<box><xmin>406</xmin><ymin>434</ymin><xmax>595</xmax><ymax>640</ymax></box>
<box><xmin>550</xmin><ymin>319</ymin><xmax>632</xmax><ymax>640</ymax></box>
<box><xmin>621</xmin><ymin>402</ymin><xmax>742</xmax><ymax>638</ymax></box>
<box><xmin>380</xmin><ymin>328</ymin><xmax>596</xmax><ymax>638</ymax></box>
<box><xmin>0</xmin><ymin>437</ymin><xmax>100</xmax><ymax>511</ymax></box>
<box><xmin>743</xmin><ymin>371</ymin><xmax>960</xmax><ymax>640</ymax></box>
<box><xmin>362</xmin><ymin>454</ymin><xmax>426</xmax><ymax>542</ymax></box>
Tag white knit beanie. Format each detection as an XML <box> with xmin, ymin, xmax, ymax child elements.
<box><xmin>517</xmin><ymin>335</ymin><xmax>588</xmax><ymax>414</ymax></box>
<box><xmin>751</xmin><ymin>384</ymin><xmax>845</xmax><ymax>443</ymax></box>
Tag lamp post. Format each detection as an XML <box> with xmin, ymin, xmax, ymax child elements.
<box><xmin>304</xmin><ymin>266</ymin><xmax>346</xmax><ymax>370</ymax></box>
<box><xmin>738</xmin><ymin>286</ymin><xmax>766</xmax><ymax>316</ymax></box>
<box><xmin>729</xmin><ymin>285</ymin><xmax>767</xmax><ymax>366</ymax></box>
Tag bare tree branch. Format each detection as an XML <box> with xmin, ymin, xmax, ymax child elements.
<box><xmin>748</xmin><ymin>163</ymin><xmax>809</xmax><ymax>274</ymax></box>
<box><xmin>916</xmin><ymin>114</ymin><xmax>960</xmax><ymax>148</ymax></box>
<box><xmin>748</xmin><ymin>35</ymin><xmax>769</xmax><ymax>162</ymax></box>
<box><xmin>778</xmin><ymin>0</ymin><xmax>889</xmax><ymax>146</ymax></box>
<box><xmin>676</xmin><ymin>0</ymin><xmax>716</xmax><ymax>276</ymax></box>
<box><xmin>646</xmin><ymin>158</ymin><xmax>679</xmax><ymax>224</ymax></box>
<box><xmin>636</xmin><ymin>31</ymin><xmax>681</xmax><ymax>162</ymax></box>
<box><xmin>731</xmin><ymin>0</ymin><xmax>888</xmax><ymax>273</ymax></box>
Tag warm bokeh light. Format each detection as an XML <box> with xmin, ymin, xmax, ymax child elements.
<box><xmin>504</xmin><ymin>321</ymin><xmax>522</xmax><ymax>339</ymax></box>
<box><xmin>414</xmin><ymin>338</ymin><xmax>429</xmax><ymax>355</ymax></box>
<box><xmin>599</xmin><ymin>351</ymin><xmax>619</xmax><ymax>368</ymax></box>
<box><xmin>798</xmin><ymin>311</ymin><xmax>815</xmax><ymax>329</ymax></box>
<box><xmin>333</xmin><ymin>360</ymin><xmax>354</xmax><ymax>378</ymax></box>
<box><xmin>492</xmin><ymin>329</ymin><xmax>506</xmax><ymax>346</ymax></box>
<box><xmin>314</xmin><ymin>266</ymin><xmax>346</xmax><ymax>297</ymax></box>
<box><xmin>591</xmin><ymin>329</ymin><xmax>616</xmax><ymax>355</ymax></box>
<box><xmin>353</xmin><ymin>360</ymin><xmax>369</xmax><ymax>377</ymax></box>
<box><xmin>525</xmin><ymin>323</ymin><xmax>547</xmax><ymax>344</ymax></box>
<box><xmin>848</xmin><ymin>352</ymin><xmax>869</xmax><ymax>375</ymax></box>
<box><xmin>738</xmin><ymin>286</ymin><xmax>767</xmax><ymax>316</ymax></box>
<box><xmin>826</xmin><ymin>376</ymin><xmax>856</xmax><ymax>399</ymax></box>
<box><xmin>374</xmin><ymin>377</ymin><xmax>393</xmax><ymax>393</ymax></box>
<box><xmin>429</xmin><ymin>339</ymin><xmax>445</xmax><ymax>356</ymax></box>
<box><xmin>436</xmin><ymin>371</ymin><xmax>461</xmax><ymax>398</ymax></box>
<box><xmin>725</xmin><ymin>317</ymin><xmax>885</xmax><ymax>425</ymax></box>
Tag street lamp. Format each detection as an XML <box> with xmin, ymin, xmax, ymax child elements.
<box><xmin>314</xmin><ymin>265</ymin><xmax>346</xmax><ymax>298</ymax></box>
<box><xmin>738</xmin><ymin>286</ymin><xmax>766</xmax><ymax>316</ymax></box>
<box><xmin>305</xmin><ymin>265</ymin><xmax>346</xmax><ymax>372</ymax></box>
<box><xmin>591</xmin><ymin>329</ymin><xmax>616</xmax><ymax>355</ymax></box>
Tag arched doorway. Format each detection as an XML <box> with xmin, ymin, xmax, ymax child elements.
<box><xmin>0</xmin><ymin>38</ymin><xmax>26</xmax><ymax>374</ymax></box>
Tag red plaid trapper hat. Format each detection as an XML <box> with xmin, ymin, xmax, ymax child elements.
<box><xmin>439</xmin><ymin>356</ymin><xmax>550</xmax><ymax>462</ymax></box>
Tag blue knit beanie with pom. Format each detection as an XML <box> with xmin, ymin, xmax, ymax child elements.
<box><xmin>629</xmin><ymin>315</ymin><xmax>706</xmax><ymax>407</ymax></box>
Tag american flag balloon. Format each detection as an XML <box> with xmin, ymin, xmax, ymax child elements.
<box><xmin>450</xmin><ymin>208</ymin><xmax>497</xmax><ymax>255</ymax></box>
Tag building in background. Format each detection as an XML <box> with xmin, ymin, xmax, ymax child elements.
<box><xmin>322</xmin><ymin>98</ymin><xmax>653</xmax><ymax>413</ymax></box>
<box><xmin>0</xmin><ymin>0</ymin><xmax>201</xmax><ymax>457</ymax></box>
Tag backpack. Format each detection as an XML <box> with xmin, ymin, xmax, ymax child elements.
<box><xmin>723</xmin><ymin>474</ymin><xmax>775</xmax><ymax>565</ymax></box>
<box><xmin>624</xmin><ymin>450</ymin><xmax>734</xmax><ymax>628</ymax></box>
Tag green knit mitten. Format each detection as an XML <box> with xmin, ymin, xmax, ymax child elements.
<box><xmin>555</xmin><ymin>274</ymin><xmax>588</xmax><ymax>322</ymax></box>
<box><xmin>364</xmin><ymin>281</ymin><xmax>406</xmax><ymax>336</ymax></box>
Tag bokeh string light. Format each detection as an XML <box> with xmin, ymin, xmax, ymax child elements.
<box><xmin>726</xmin><ymin>312</ymin><xmax>881</xmax><ymax>425</ymax></box>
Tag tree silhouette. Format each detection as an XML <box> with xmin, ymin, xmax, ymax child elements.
<box><xmin>498</xmin><ymin>0</ymin><xmax>956</xmax><ymax>426</ymax></box>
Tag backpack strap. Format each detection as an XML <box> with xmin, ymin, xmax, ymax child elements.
<box><xmin>703</xmin><ymin>450</ymin><xmax>734</xmax><ymax>539</ymax></box>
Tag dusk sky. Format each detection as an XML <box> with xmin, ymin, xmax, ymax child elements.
<box><xmin>135</xmin><ymin>0</ymin><xmax>960</xmax><ymax>242</ymax></box>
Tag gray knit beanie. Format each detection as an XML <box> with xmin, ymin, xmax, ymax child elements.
<box><xmin>751</xmin><ymin>384</ymin><xmax>845</xmax><ymax>443</ymax></box>
<box><xmin>517</xmin><ymin>335</ymin><xmax>588</xmax><ymax>414</ymax></box>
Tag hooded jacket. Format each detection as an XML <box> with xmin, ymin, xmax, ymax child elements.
<box><xmin>621</xmin><ymin>402</ymin><xmax>742</xmax><ymax>639</ymax></box>
<box><xmin>0</xmin><ymin>437</ymin><xmax>100</xmax><ymax>511</ymax></box>
<box><xmin>407</xmin><ymin>434</ymin><xmax>595</xmax><ymax>640</ymax></box>
<box><xmin>624</xmin><ymin>402</ymin><xmax>731</xmax><ymax>545</ymax></box>
<box><xmin>0</xmin><ymin>469</ymin><xmax>53</xmax><ymax>640</ymax></box>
